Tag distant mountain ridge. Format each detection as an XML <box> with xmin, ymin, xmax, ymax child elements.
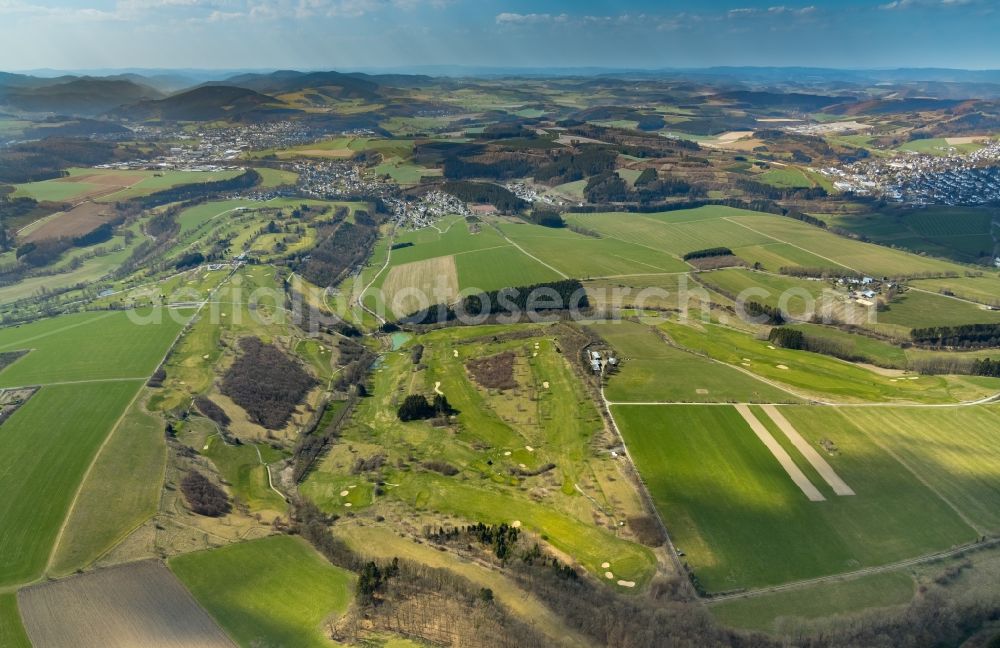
<box><xmin>0</xmin><ymin>77</ymin><xmax>163</xmax><ymax>116</ymax></box>
<box><xmin>110</xmin><ymin>85</ymin><xmax>296</xmax><ymax>121</ymax></box>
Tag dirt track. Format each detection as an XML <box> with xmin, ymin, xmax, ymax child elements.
<box><xmin>18</xmin><ymin>560</ymin><xmax>235</xmax><ymax>648</ymax></box>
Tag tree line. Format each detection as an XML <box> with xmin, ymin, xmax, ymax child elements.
<box><xmin>911</xmin><ymin>323</ymin><xmax>1000</xmax><ymax>348</ymax></box>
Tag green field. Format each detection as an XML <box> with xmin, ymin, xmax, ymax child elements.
<box><xmin>878</xmin><ymin>290</ymin><xmax>1000</xmax><ymax>329</ymax></box>
<box><xmin>0</xmin><ymin>310</ymin><xmax>186</xmax><ymax>585</ymax></box>
<box><xmin>567</xmin><ymin>206</ymin><xmax>965</xmax><ymax>277</ymax></box>
<box><xmin>0</xmin><ymin>381</ymin><xmax>140</xmax><ymax>585</ymax></box>
<box><xmin>364</xmin><ymin>218</ymin><xmax>563</xmax><ymax>312</ymax></box>
<box><xmin>834</xmin><ymin>406</ymin><xmax>1000</xmax><ymax>534</ymax></box>
<box><xmin>12</xmin><ymin>167</ymin><xmax>241</xmax><ymax>203</ymax></box>
<box><xmin>710</xmin><ymin>571</ymin><xmax>915</xmax><ymax>633</ymax></box>
<box><xmin>0</xmin><ymin>310</ymin><xmax>187</xmax><ymax>387</ymax></box>
<box><xmin>170</xmin><ymin>535</ymin><xmax>354</xmax><ymax>648</ymax></box>
<box><xmin>498</xmin><ymin>220</ymin><xmax>690</xmax><ymax>277</ymax></box>
<box><xmin>613</xmin><ymin>404</ymin><xmax>974</xmax><ymax>592</ymax></box>
<box><xmin>697</xmin><ymin>269</ymin><xmax>834</xmax><ymax>312</ymax></box>
<box><xmin>176</xmin><ymin>199</ymin><xmax>259</xmax><ymax>234</ymax></box>
<box><xmin>0</xmin><ymin>594</ymin><xmax>30</xmax><ymax>648</ymax></box>
<box><xmin>823</xmin><ymin>207</ymin><xmax>996</xmax><ymax>264</ymax></box>
<box><xmin>452</xmin><ymin>243</ymin><xmax>561</xmax><ymax>289</ymax></box>
<box><xmin>591</xmin><ymin>320</ymin><xmax>797</xmax><ymax>403</ymax></box>
<box><xmin>255</xmin><ymin>167</ymin><xmax>299</xmax><ymax>188</ymax></box>
<box><xmin>48</xmin><ymin>394</ymin><xmax>166</xmax><ymax>575</ymax></box>
<box><xmin>756</xmin><ymin>167</ymin><xmax>814</xmax><ymax>189</ymax></box>
<box><xmin>786</xmin><ymin>323</ymin><xmax>909</xmax><ymax>368</ymax></box>
<box><xmin>661</xmin><ymin>319</ymin><xmax>999</xmax><ymax>404</ymax></box>
<box><xmin>896</xmin><ymin>138</ymin><xmax>986</xmax><ymax>156</ymax></box>
<box><xmin>909</xmin><ymin>275</ymin><xmax>1000</xmax><ymax>307</ymax></box>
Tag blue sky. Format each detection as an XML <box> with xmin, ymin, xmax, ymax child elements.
<box><xmin>1</xmin><ymin>0</ymin><xmax>998</xmax><ymax>71</ymax></box>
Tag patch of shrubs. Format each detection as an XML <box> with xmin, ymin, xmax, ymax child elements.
<box><xmin>193</xmin><ymin>395</ymin><xmax>230</xmax><ymax>428</ymax></box>
<box><xmin>466</xmin><ymin>351</ymin><xmax>517</xmax><ymax>390</ymax></box>
<box><xmin>397</xmin><ymin>393</ymin><xmax>455</xmax><ymax>421</ymax></box>
<box><xmin>768</xmin><ymin>327</ymin><xmax>805</xmax><ymax>350</ymax></box>
<box><xmin>180</xmin><ymin>471</ymin><xmax>231</xmax><ymax>517</ymax></box>
<box><xmin>422</xmin><ymin>460</ymin><xmax>460</xmax><ymax>476</ymax></box>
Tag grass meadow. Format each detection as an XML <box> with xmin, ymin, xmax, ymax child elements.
<box><xmin>0</xmin><ymin>594</ymin><xmax>30</xmax><ymax>648</ymax></box>
<box><xmin>170</xmin><ymin>535</ymin><xmax>354</xmax><ymax>648</ymax></box>
<box><xmin>0</xmin><ymin>381</ymin><xmax>140</xmax><ymax>586</ymax></box>
<box><xmin>613</xmin><ymin>404</ymin><xmax>975</xmax><ymax>592</ymax></box>
<box><xmin>709</xmin><ymin>570</ymin><xmax>914</xmax><ymax>633</ymax></box>
<box><xmin>661</xmin><ymin>319</ymin><xmax>999</xmax><ymax>404</ymax></box>
<box><xmin>590</xmin><ymin>320</ymin><xmax>797</xmax><ymax>403</ymax></box>
<box><xmin>878</xmin><ymin>290</ymin><xmax>1000</xmax><ymax>329</ymax></box>
<box><xmin>830</xmin><ymin>406</ymin><xmax>1000</xmax><ymax>534</ymax></box>
<box><xmin>0</xmin><ymin>310</ymin><xmax>186</xmax><ymax>387</ymax></box>
<box><xmin>48</xmin><ymin>393</ymin><xmax>166</xmax><ymax>576</ymax></box>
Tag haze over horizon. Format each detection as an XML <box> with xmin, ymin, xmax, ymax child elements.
<box><xmin>1</xmin><ymin>0</ymin><xmax>998</xmax><ymax>72</ymax></box>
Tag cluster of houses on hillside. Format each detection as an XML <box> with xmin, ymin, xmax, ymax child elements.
<box><xmin>824</xmin><ymin>139</ymin><xmax>1000</xmax><ymax>205</ymax></box>
<box><xmin>837</xmin><ymin>275</ymin><xmax>893</xmax><ymax>306</ymax></box>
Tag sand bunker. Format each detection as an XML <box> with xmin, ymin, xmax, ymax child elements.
<box><xmin>617</xmin><ymin>580</ymin><xmax>636</xmax><ymax>588</ymax></box>
<box><xmin>776</xmin><ymin>364</ymin><xmax>789</xmax><ymax>370</ymax></box>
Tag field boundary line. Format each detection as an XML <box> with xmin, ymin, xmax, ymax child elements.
<box><xmin>488</xmin><ymin>221</ymin><xmax>569</xmax><ymax>279</ymax></box>
<box><xmin>2</xmin><ymin>377</ymin><xmax>148</xmax><ymax>389</ymax></box>
<box><xmin>707</xmin><ymin>536</ymin><xmax>1000</xmax><ymax>603</ymax></box>
<box><xmin>761</xmin><ymin>404</ymin><xmax>855</xmax><ymax>496</ymax></box>
<box><xmin>841</xmin><ymin>409</ymin><xmax>988</xmax><ymax>537</ymax></box>
<box><xmin>722</xmin><ymin>217</ymin><xmax>859</xmax><ymax>273</ymax></box>
<box><xmin>734</xmin><ymin>404</ymin><xmax>826</xmax><ymax>501</ymax></box>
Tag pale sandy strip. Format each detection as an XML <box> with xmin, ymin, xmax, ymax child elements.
<box><xmin>761</xmin><ymin>405</ymin><xmax>855</xmax><ymax>496</ymax></box>
<box><xmin>734</xmin><ymin>404</ymin><xmax>825</xmax><ymax>502</ymax></box>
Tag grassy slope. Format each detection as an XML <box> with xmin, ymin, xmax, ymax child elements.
<box><xmin>170</xmin><ymin>535</ymin><xmax>354</xmax><ymax>648</ymax></box>
<box><xmin>498</xmin><ymin>220</ymin><xmax>689</xmax><ymax>277</ymax></box>
<box><xmin>0</xmin><ymin>311</ymin><xmax>185</xmax><ymax>585</ymax></box>
<box><xmin>909</xmin><ymin>275</ymin><xmax>1000</xmax><ymax>307</ymax></box>
<box><xmin>878</xmin><ymin>290</ymin><xmax>1000</xmax><ymax>329</ymax></box>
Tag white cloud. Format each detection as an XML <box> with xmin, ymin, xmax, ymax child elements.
<box><xmin>495</xmin><ymin>12</ymin><xmax>568</xmax><ymax>26</ymax></box>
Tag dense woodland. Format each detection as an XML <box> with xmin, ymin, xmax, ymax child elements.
<box><xmin>298</xmin><ymin>214</ymin><xmax>378</xmax><ymax>288</ymax></box>
<box><xmin>221</xmin><ymin>336</ymin><xmax>317</xmax><ymax>429</ymax></box>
